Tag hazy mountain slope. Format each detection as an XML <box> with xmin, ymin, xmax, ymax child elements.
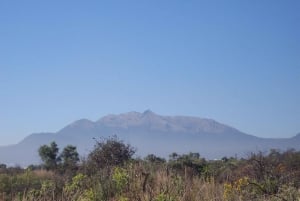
<box><xmin>0</xmin><ymin>110</ymin><xmax>299</xmax><ymax>166</ymax></box>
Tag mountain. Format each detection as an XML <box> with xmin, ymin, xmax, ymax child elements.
<box><xmin>0</xmin><ymin>110</ymin><xmax>299</xmax><ymax>166</ymax></box>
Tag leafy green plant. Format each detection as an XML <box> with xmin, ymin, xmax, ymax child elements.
<box><xmin>155</xmin><ymin>192</ymin><xmax>175</xmax><ymax>201</ymax></box>
<box><xmin>112</xmin><ymin>167</ymin><xmax>129</xmax><ymax>195</ymax></box>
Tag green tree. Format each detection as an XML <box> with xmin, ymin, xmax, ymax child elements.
<box><xmin>60</xmin><ymin>145</ymin><xmax>79</xmax><ymax>170</ymax></box>
<box><xmin>169</xmin><ymin>152</ymin><xmax>206</xmax><ymax>175</ymax></box>
<box><xmin>145</xmin><ymin>154</ymin><xmax>166</xmax><ymax>163</ymax></box>
<box><xmin>38</xmin><ymin>141</ymin><xmax>60</xmax><ymax>170</ymax></box>
<box><xmin>88</xmin><ymin>136</ymin><xmax>135</xmax><ymax>169</ymax></box>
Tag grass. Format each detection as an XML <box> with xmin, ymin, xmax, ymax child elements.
<box><xmin>1</xmin><ymin>141</ymin><xmax>300</xmax><ymax>201</ymax></box>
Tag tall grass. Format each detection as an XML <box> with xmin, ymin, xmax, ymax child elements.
<box><xmin>1</xmin><ymin>149</ymin><xmax>300</xmax><ymax>200</ymax></box>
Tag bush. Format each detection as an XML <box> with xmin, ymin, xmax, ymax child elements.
<box><xmin>87</xmin><ymin>136</ymin><xmax>136</xmax><ymax>170</ymax></box>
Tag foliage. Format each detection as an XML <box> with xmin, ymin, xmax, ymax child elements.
<box><xmin>168</xmin><ymin>152</ymin><xmax>206</xmax><ymax>177</ymax></box>
<box><xmin>88</xmin><ymin>136</ymin><xmax>135</xmax><ymax>170</ymax></box>
<box><xmin>112</xmin><ymin>167</ymin><xmax>129</xmax><ymax>194</ymax></box>
<box><xmin>60</xmin><ymin>145</ymin><xmax>79</xmax><ymax>176</ymax></box>
<box><xmin>145</xmin><ymin>154</ymin><xmax>166</xmax><ymax>164</ymax></box>
<box><xmin>38</xmin><ymin>141</ymin><xmax>60</xmax><ymax>170</ymax></box>
<box><xmin>60</xmin><ymin>145</ymin><xmax>79</xmax><ymax>167</ymax></box>
<box><xmin>1</xmin><ymin>139</ymin><xmax>300</xmax><ymax>201</ymax></box>
<box><xmin>38</xmin><ymin>142</ymin><xmax>80</xmax><ymax>177</ymax></box>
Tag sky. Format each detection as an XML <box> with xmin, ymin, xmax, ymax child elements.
<box><xmin>0</xmin><ymin>1</ymin><xmax>299</xmax><ymax>145</ymax></box>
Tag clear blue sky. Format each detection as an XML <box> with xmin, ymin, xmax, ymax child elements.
<box><xmin>0</xmin><ymin>1</ymin><xmax>299</xmax><ymax>145</ymax></box>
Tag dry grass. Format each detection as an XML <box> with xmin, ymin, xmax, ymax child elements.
<box><xmin>2</xmin><ymin>149</ymin><xmax>300</xmax><ymax>201</ymax></box>
<box><xmin>32</xmin><ymin>169</ymin><xmax>54</xmax><ymax>178</ymax></box>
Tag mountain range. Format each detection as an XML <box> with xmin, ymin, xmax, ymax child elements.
<box><xmin>0</xmin><ymin>110</ymin><xmax>299</xmax><ymax>166</ymax></box>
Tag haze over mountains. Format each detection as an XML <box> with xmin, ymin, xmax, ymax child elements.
<box><xmin>0</xmin><ymin>110</ymin><xmax>299</xmax><ymax>166</ymax></box>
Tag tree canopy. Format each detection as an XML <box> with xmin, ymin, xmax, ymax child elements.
<box><xmin>88</xmin><ymin>136</ymin><xmax>136</xmax><ymax>169</ymax></box>
<box><xmin>38</xmin><ymin>141</ymin><xmax>60</xmax><ymax>170</ymax></box>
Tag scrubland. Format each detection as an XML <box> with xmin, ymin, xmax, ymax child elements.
<box><xmin>0</xmin><ymin>137</ymin><xmax>299</xmax><ymax>201</ymax></box>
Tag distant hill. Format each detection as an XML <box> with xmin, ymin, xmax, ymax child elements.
<box><xmin>0</xmin><ymin>110</ymin><xmax>299</xmax><ymax>166</ymax></box>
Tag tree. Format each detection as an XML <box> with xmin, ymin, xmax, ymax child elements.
<box><xmin>88</xmin><ymin>136</ymin><xmax>135</xmax><ymax>169</ymax></box>
<box><xmin>38</xmin><ymin>141</ymin><xmax>60</xmax><ymax>170</ymax></box>
<box><xmin>169</xmin><ymin>152</ymin><xmax>206</xmax><ymax>176</ymax></box>
<box><xmin>169</xmin><ymin>152</ymin><xmax>179</xmax><ymax>160</ymax></box>
<box><xmin>144</xmin><ymin>154</ymin><xmax>166</xmax><ymax>163</ymax></box>
<box><xmin>60</xmin><ymin>145</ymin><xmax>79</xmax><ymax>169</ymax></box>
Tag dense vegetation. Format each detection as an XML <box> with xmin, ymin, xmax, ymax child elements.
<box><xmin>0</xmin><ymin>136</ymin><xmax>300</xmax><ymax>201</ymax></box>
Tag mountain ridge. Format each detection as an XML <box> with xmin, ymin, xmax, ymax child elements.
<box><xmin>0</xmin><ymin>111</ymin><xmax>299</xmax><ymax>166</ymax></box>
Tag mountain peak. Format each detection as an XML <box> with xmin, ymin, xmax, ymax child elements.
<box><xmin>71</xmin><ymin>119</ymin><xmax>94</xmax><ymax>126</ymax></box>
<box><xmin>1</xmin><ymin>111</ymin><xmax>300</xmax><ymax>166</ymax></box>
<box><xmin>59</xmin><ymin>118</ymin><xmax>95</xmax><ymax>132</ymax></box>
<box><xmin>293</xmin><ymin>133</ymin><xmax>300</xmax><ymax>139</ymax></box>
<box><xmin>143</xmin><ymin>109</ymin><xmax>156</xmax><ymax>116</ymax></box>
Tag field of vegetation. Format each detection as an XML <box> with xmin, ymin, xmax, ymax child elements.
<box><xmin>0</xmin><ymin>136</ymin><xmax>300</xmax><ymax>201</ymax></box>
